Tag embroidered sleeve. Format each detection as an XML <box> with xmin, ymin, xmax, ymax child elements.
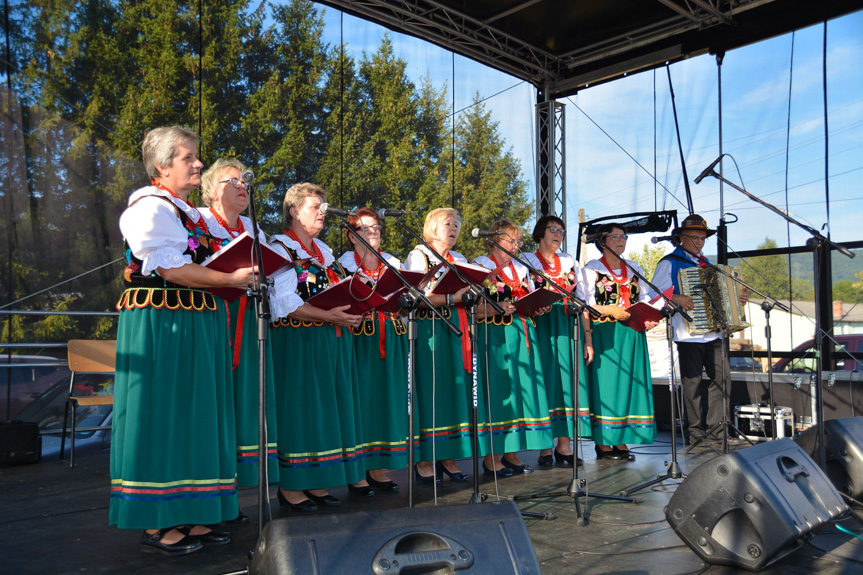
<box><xmin>120</xmin><ymin>196</ymin><xmax>192</xmax><ymax>275</ymax></box>
<box><xmin>403</xmin><ymin>249</ymin><xmax>427</xmax><ymax>272</ymax></box>
<box><xmin>269</xmin><ymin>267</ymin><xmax>304</xmax><ymax>319</ymax></box>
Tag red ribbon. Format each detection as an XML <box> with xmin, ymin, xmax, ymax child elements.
<box><xmin>232</xmin><ymin>296</ymin><xmax>247</xmax><ymax>370</ymax></box>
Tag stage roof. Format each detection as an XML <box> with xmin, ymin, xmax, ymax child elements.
<box><xmin>315</xmin><ymin>0</ymin><xmax>863</xmax><ymax>99</ymax></box>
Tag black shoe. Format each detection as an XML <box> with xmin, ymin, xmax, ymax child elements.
<box><xmin>227</xmin><ymin>510</ymin><xmax>249</xmax><ymax>524</ymax></box>
<box><xmin>613</xmin><ymin>446</ymin><xmax>636</xmax><ymax>461</ymax></box>
<box><xmin>501</xmin><ymin>457</ymin><xmax>533</xmax><ymax>474</ymax></box>
<box><xmin>537</xmin><ymin>453</ymin><xmax>554</xmax><ymax>466</ymax></box>
<box><xmin>554</xmin><ymin>449</ymin><xmax>583</xmax><ymax>467</ymax></box>
<box><xmin>140</xmin><ymin>529</ymin><xmax>203</xmax><ymax>555</ymax></box>
<box><xmin>303</xmin><ymin>490</ymin><xmax>342</xmax><ymax>506</ymax></box>
<box><xmin>435</xmin><ymin>460</ymin><xmax>469</xmax><ymax>482</ymax></box>
<box><xmin>366</xmin><ymin>471</ymin><xmax>399</xmax><ymax>492</ymax></box>
<box><xmin>414</xmin><ymin>464</ymin><xmax>440</xmax><ymax>484</ymax></box>
<box><xmin>347</xmin><ymin>483</ymin><xmax>375</xmax><ymax>497</ymax></box>
<box><xmin>276</xmin><ymin>489</ymin><xmax>318</xmax><ymax>512</ymax></box>
<box><xmin>177</xmin><ymin>525</ymin><xmax>231</xmax><ymax>545</ymax></box>
<box><xmin>482</xmin><ymin>462</ymin><xmax>514</xmax><ymax>478</ymax></box>
<box><xmin>594</xmin><ymin>445</ymin><xmax>623</xmax><ymax>460</ymax></box>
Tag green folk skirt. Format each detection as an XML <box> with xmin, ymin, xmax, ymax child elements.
<box><xmin>584</xmin><ymin>320</ymin><xmax>657</xmax><ymax>445</ymax></box>
<box><xmin>532</xmin><ymin>302</ymin><xmax>592</xmax><ymax>438</ymax></box>
<box><xmin>474</xmin><ymin>315</ymin><xmax>552</xmax><ymax>454</ymax></box>
<box><xmin>270</xmin><ymin>322</ymin><xmax>364</xmax><ymax>490</ymax></box>
<box><xmin>413</xmin><ymin>306</ymin><xmax>485</xmax><ymax>461</ymax></box>
<box><xmin>351</xmin><ymin>313</ymin><xmax>411</xmax><ymax>471</ymax></box>
<box><xmin>110</xmin><ymin>300</ymin><xmax>238</xmax><ymax>529</ymax></box>
<box><xmin>228</xmin><ymin>298</ymin><xmax>279</xmax><ymax>488</ymax></box>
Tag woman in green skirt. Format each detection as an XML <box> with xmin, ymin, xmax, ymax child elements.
<box><xmin>523</xmin><ymin>215</ymin><xmax>593</xmax><ymax>467</ymax></box>
<box><xmin>338</xmin><ymin>208</ymin><xmax>408</xmax><ymax>493</ymax></box>
<box><xmin>583</xmin><ymin>223</ymin><xmax>658</xmax><ymax>461</ymax></box>
<box><xmin>403</xmin><ymin>208</ymin><xmax>475</xmax><ymax>484</ymax></box>
<box><xmin>268</xmin><ymin>183</ymin><xmax>368</xmax><ymax>512</ymax></box>
<box><xmin>199</xmin><ymin>159</ymin><xmax>279</xmax><ymax>495</ymax></box>
<box><xmin>472</xmin><ymin>218</ymin><xmax>552</xmax><ymax>476</ymax></box>
<box><xmin>112</xmin><ymin>126</ymin><xmax>256</xmax><ymax>555</ymax></box>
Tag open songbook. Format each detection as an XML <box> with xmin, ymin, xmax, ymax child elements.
<box><xmin>427</xmin><ymin>261</ymin><xmax>495</xmax><ymax>296</ymax></box>
<box><xmin>306</xmin><ymin>264</ymin><xmax>443</xmax><ymax>315</ymax></box>
<box><xmin>200</xmin><ymin>231</ymin><xmax>296</xmax><ymax>301</ymax></box>
<box><xmin>512</xmin><ymin>287</ymin><xmax>568</xmax><ymax>316</ymax></box>
<box><xmin>619</xmin><ymin>287</ymin><xmax>673</xmax><ymax>332</ymax></box>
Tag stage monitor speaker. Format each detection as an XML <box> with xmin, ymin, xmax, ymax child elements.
<box><xmin>665</xmin><ymin>438</ymin><xmax>847</xmax><ymax>571</ymax></box>
<box><xmin>796</xmin><ymin>416</ymin><xmax>863</xmax><ymax>500</ymax></box>
<box><xmin>249</xmin><ymin>500</ymin><xmax>541</xmax><ymax>575</ymax></box>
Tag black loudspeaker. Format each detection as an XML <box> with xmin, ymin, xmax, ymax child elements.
<box><xmin>0</xmin><ymin>421</ymin><xmax>41</xmax><ymax>467</ymax></box>
<box><xmin>796</xmin><ymin>416</ymin><xmax>863</xmax><ymax>500</ymax></box>
<box><xmin>665</xmin><ymin>438</ymin><xmax>848</xmax><ymax>571</ymax></box>
<box><xmin>249</xmin><ymin>501</ymin><xmax>541</xmax><ymax>574</ymax></box>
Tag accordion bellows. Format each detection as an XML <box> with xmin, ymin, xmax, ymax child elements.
<box><xmin>678</xmin><ymin>265</ymin><xmax>749</xmax><ymax>334</ymax></box>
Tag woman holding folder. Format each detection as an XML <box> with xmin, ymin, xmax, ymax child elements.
<box><xmin>112</xmin><ymin>126</ymin><xmax>255</xmax><ymax>554</ymax></box>
<box><xmin>268</xmin><ymin>183</ymin><xmax>369</xmax><ymax>511</ymax></box>
<box><xmin>338</xmin><ymin>208</ymin><xmax>408</xmax><ymax>493</ymax></box>
<box><xmin>199</xmin><ymin>159</ymin><xmax>282</xmax><ymax>497</ymax></box>
<box><xmin>523</xmin><ymin>215</ymin><xmax>592</xmax><ymax>468</ymax></box>
<box><xmin>582</xmin><ymin>223</ymin><xmax>658</xmax><ymax>461</ymax></box>
<box><xmin>403</xmin><ymin>208</ymin><xmax>475</xmax><ymax>484</ymax></box>
<box><xmin>472</xmin><ymin>218</ymin><xmax>552</xmax><ymax>476</ymax></box>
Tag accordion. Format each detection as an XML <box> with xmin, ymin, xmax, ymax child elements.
<box><xmin>678</xmin><ymin>265</ymin><xmax>749</xmax><ymax>335</ymax></box>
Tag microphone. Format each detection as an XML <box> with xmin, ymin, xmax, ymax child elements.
<box><xmin>241</xmin><ymin>169</ymin><xmax>254</xmax><ymax>183</ymax></box>
<box><xmin>319</xmin><ymin>203</ymin><xmax>356</xmax><ymax>217</ymax></box>
<box><xmin>584</xmin><ymin>232</ymin><xmax>608</xmax><ymax>243</ymax></box>
<box><xmin>471</xmin><ymin>228</ymin><xmax>504</xmax><ymax>238</ymax></box>
<box><xmin>651</xmin><ymin>235</ymin><xmax>677</xmax><ymax>244</ymax></box>
<box><xmin>693</xmin><ymin>155</ymin><xmax>723</xmax><ymax>184</ymax></box>
<box><xmin>377</xmin><ymin>208</ymin><xmax>410</xmax><ymax>218</ymax></box>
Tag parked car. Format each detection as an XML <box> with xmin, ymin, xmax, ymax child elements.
<box><xmin>13</xmin><ymin>372</ymin><xmax>113</xmax><ymax>460</ymax></box>
<box><xmin>0</xmin><ymin>355</ymin><xmax>69</xmax><ymax>420</ymax></box>
<box><xmin>730</xmin><ymin>356</ymin><xmax>763</xmax><ymax>372</ymax></box>
<box><xmin>773</xmin><ymin>334</ymin><xmax>863</xmax><ymax>373</ymax></box>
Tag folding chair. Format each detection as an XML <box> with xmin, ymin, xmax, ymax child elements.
<box><xmin>60</xmin><ymin>339</ymin><xmax>116</xmax><ymax>467</ymax></box>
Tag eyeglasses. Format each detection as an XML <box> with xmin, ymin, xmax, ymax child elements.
<box><xmin>608</xmin><ymin>234</ymin><xmax>628</xmax><ymax>241</ymax></box>
<box><xmin>502</xmin><ymin>237</ymin><xmax>522</xmax><ymax>248</ymax></box>
<box><xmin>546</xmin><ymin>226</ymin><xmax>566</xmax><ymax>236</ymax></box>
<box><xmin>218</xmin><ymin>178</ymin><xmax>248</xmax><ymax>189</ymax></box>
<box><xmin>359</xmin><ymin>225</ymin><xmax>382</xmax><ymax>233</ymax></box>
<box><xmin>679</xmin><ymin>234</ymin><xmax>707</xmax><ymax>244</ymax></box>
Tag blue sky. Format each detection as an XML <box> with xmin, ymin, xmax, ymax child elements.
<box><xmin>315</xmin><ymin>5</ymin><xmax>863</xmax><ymax>259</ymax></box>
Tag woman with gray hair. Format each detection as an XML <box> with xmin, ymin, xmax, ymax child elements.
<box><xmin>267</xmin><ymin>183</ymin><xmax>368</xmax><ymax>512</ymax></box>
<box><xmin>111</xmin><ymin>126</ymin><xmax>257</xmax><ymax>555</ymax></box>
<box><xmin>199</xmin><ymin>158</ymin><xmax>287</xmax><ymax>499</ymax></box>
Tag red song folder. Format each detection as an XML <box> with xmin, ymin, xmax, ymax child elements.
<box><xmin>305</xmin><ymin>275</ymin><xmax>386</xmax><ymax>316</ymax></box>
<box><xmin>512</xmin><ymin>288</ymin><xmax>566</xmax><ymax>316</ymax></box>
<box><xmin>373</xmin><ymin>265</ymin><xmax>442</xmax><ymax>314</ymax></box>
<box><xmin>428</xmin><ymin>261</ymin><xmax>495</xmax><ymax>296</ymax></box>
<box><xmin>620</xmin><ymin>288</ymin><xmax>672</xmax><ymax>332</ymax></box>
<box><xmin>201</xmin><ymin>231</ymin><xmax>294</xmax><ymax>301</ymax></box>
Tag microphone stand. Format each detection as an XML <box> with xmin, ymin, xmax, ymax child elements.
<box><xmin>244</xmin><ymin>177</ymin><xmax>274</xmax><ymax>543</ymax></box>
<box><xmin>389</xmin><ymin>218</ymin><xmax>505</xmax><ymax>506</ymax></box>
<box><xmin>486</xmin><ymin>240</ymin><xmax>635</xmax><ymax>523</ymax></box>
<box><xmin>697</xmin><ymin>167</ymin><xmax>855</xmax><ymax>469</ymax></box>
<box><xmin>592</xmin><ymin>239</ymin><xmax>696</xmax><ymax>497</ymax></box>
<box><xmin>328</xmin><ymin>215</ymin><xmax>460</xmax><ymax>509</ymax></box>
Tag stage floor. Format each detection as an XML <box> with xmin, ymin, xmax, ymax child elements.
<box><xmin>3</xmin><ymin>431</ymin><xmax>862</xmax><ymax>574</ymax></box>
